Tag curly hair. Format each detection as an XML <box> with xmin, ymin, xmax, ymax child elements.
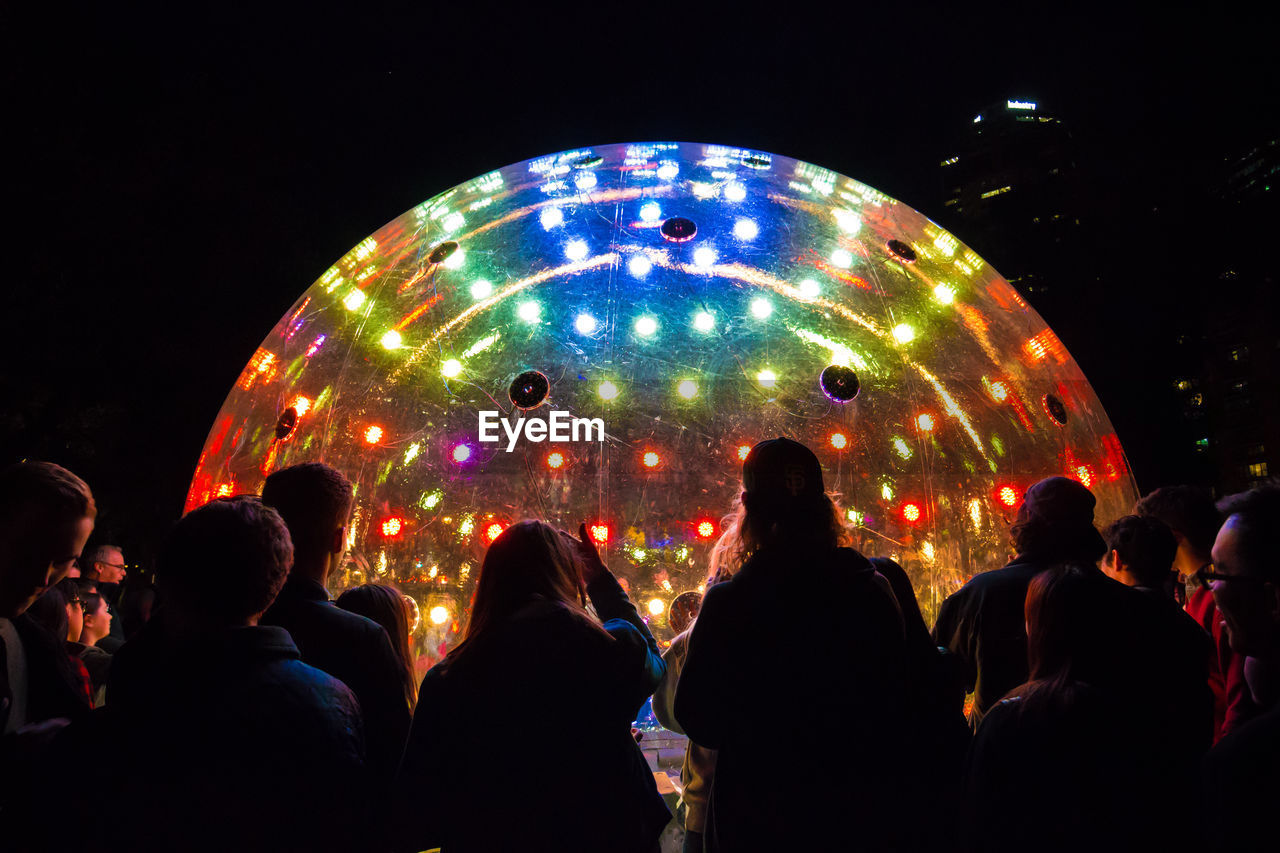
<box><xmin>708</xmin><ymin>489</ymin><xmax>853</xmax><ymax>586</ymax></box>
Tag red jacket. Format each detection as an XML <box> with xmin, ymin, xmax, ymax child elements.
<box><xmin>1186</xmin><ymin>585</ymin><xmax>1258</xmax><ymax>742</ymax></box>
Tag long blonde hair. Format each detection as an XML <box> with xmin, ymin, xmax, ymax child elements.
<box><xmin>707</xmin><ymin>490</ymin><xmax>853</xmax><ymax>588</ymax></box>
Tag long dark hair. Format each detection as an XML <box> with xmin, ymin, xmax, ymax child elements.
<box><xmin>336</xmin><ymin>583</ymin><xmax>418</xmax><ymax>712</ymax></box>
<box><xmin>1013</xmin><ymin>564</ymin><xmax>1101</xmax><ymax>714</ymax></box>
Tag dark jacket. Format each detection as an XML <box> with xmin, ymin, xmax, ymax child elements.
<box><xmin>393</xmin><ymin>569</ymin><xmax>670</xmax><ymax>853</ymax></box>
<box><xmin>1203</xmin><ymin>699</ymin><xmax>1280</xmax><ymax>853</ymax></box>
<box><xmin>261</xmin><ymin>575</ymin><xmax>411</xmax><ymax>784</ymax></box>
<box><xmin>102</xmin><ymin>620</ymin><xmax>367</xmax><ymax>853</ymax></box>
<box><xmin>675</xmin><ymin>545</ymin><xmax>909</xmax><ymax>852</ymax></box>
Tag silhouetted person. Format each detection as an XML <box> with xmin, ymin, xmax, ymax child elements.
<box><xmin>934</xmin><ymin>476</ymin><xmax>1108</xmax><ymax>727</ymax></box>
<box><xmin>1202</xmin><ymin>484</ymin><xmax>1280</xmax><ymax>853</ymax></box>
<box><xmin>675</xmin><ymin>438</ymin><xmax>908</xmax><ymax>851</ymax></box>
<box><xmin>260</xmin><ymin>462</ymin><xmax>410</xmax><ymax>787</ymax></box>
<box><xmin>104</xmin><ymin>496</ymin><xmax>366</xmax><ymax>853</ymax></box>
<box><xmin>393</xmin><ymin>520</ymin><xmax>669</xmax><ymax>853</ymax></box>
<box><xmin>335</xmin><ymin>583</ymin><xmax>418</xmax><ymax>713</ymax></box>
<box><xmin>1137</xmin><ymin>485</ymin><xmax>1254</xmax><ymax>741</ymax></box>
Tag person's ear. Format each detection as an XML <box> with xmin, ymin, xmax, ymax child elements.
<box><xmin>331</xmin><ymin>526</ymin><xmax>346</xmax><ymax>554</ymax></box>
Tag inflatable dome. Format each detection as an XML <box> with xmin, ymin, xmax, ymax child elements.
<box><xmin>187</xmin><ymin>141</ymin><xmax>1136</xmax><ymax>665</ymax></box>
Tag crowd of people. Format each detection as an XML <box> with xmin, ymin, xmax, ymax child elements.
<box><xmin>1</xmin><ymin>441</ymin><xmax>1278</xmax><ymax>852</ymax></box>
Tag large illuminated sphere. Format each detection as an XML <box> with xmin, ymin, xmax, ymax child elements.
<box><xmin>187</xmin><ymin>142</ymin><xmax>1136</xmax><ymax>655</ymax></box>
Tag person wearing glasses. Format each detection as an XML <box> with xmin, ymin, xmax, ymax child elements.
<box><xmin>79</xmin><ymin>545</ymin><xmax>127</xmax><ymax>653</ymax></box>
<box><xmin>1201</xmin><ymin>484</ymin><xmax>1280</xmax><ymax>853</ymax></box>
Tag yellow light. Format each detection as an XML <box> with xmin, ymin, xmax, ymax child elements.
<box><xmin>697</xmin><ymin>520</ymin><xmax>715</xmax><ymax>538</ymax></box>
<box><xmin>648</xmin><ymin>598</ymin><xmax>666</xmax><ymax>616</ymax></box>
<box><xmin>546</xmin><ymin>451</ymin><xmax>565</xmax><ymax>469</ymax></box>
<box><xmin>364</xmin><ymin>425</ymin><xmax>384</xmax><ymax>445</ymax></box>
<box><xmin>677</xmin><ymin>380</ymin><xmax>698</xmax><ymax>399</ymax></box>
<box><xmin>598</xmin><ymin>380</ymin><xmax>619</xmax><ymax>401</ymax></box>
<box><xmin>757</xmin><ymin>369</ymin><xmax>777</xmax><ymax>388</ymax></box>
<box><xmin>429</xmin><ymin>605</ymin><xmax>449</xmax><ymax>625</ymax></box>
<box><xmin>989</xmin><ymin>380</ymin><xmax>1010</xmax><ymax>402</ymax></box>
<box><xmin>921</xmin><ymin>541</ymin><xmax>936</xmax><ymax>562</ymax></box>
<box><xmin>441</xmin><ymin>358</ymin><xmax>462</xmax><ymax>378</ymax></box>
<box><xmin>291</xmin><ymin>396</ymin><xmax>311</xmax><ymax>416</ymax></box>
<box><xmin>933</xmin><ymin>284</ymin><xmax>956</xmax><ymax>304</ymax></box>
<box><xmin>343</xmin><ymin>290</ymin><xmax>366</xmax><ymax>311</ymax></box>
<box><xmin>881</xmin><ymin>482</ymin><xmax>894</xmax><ymax>501</ymax></box>
<box><xmin>969</xmin><ymin>499</ymin><xmax>982</xmax><ymax>529</ymax></box>
<box><xmin>404</xmin><ymin>442</ymin><xmax>421</xmax><ymax>464</ymax></box>
<box><xmin>830</xmin><ymin>432</ymin><xmax>848</xmax><ymax>450</ymax></box>
<box><xmin>693</xmin><ymin>311</ymin><xmax>715</xmax><ymax>332</ymax></box>
<box><xmin>916</xmin><ymin>414</ymin><xmax>936</xmax><ymax>432</ymax></box>
<box><xmin>893</xmin><ymin>437</ymin><xmax>913</xmax><ymax>459</ymax></box>
<box><xmin>892</xmin><ymin>324</ymin><xmax>915</xmax><ymax>344</ymax></box>
<box><xmin>380</xmin><ymin>330</ymin><xmax>402</xmax><ymax>350</ymax></box>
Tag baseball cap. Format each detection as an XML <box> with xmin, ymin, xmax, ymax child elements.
<box><xmin>742</xmin><ymin>438</ymin><xmax>825</xmax><ymax>507</ymax></box>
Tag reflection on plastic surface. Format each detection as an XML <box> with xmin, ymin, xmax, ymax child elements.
<box><xmin>187</xmin><ymin>141</ymin><xmax>1136</xmax><ymax>673</ymax></box>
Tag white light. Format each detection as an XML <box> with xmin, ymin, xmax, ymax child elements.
<box><xmin>442</xmin><ymin>212</ymin><xmax>464</xmax><ymax>232</ymax></box>
<box><xmin>575</xmin><ymin>313</ymin><xmax>597</xmax><ymax>334</ymax></box>
<box><xmin>692</xmin><ymin>247</ymin><xmax>717</xmax><ymax>269</ymax></box>
<box><xmin>1007</xmin><ymin>99</ymin><xmax>1036</xmax><ymax>110</ymax></box>
<box><xmin>442</xmin><ymin>248</ymin><xmax>465</xmax><ymax>270</ymax></box>
<box><xmin>750</xmin><ymin>297</ymin><xmax>773</xmax><ymax>319</ymax></box>
<box><xmin>539</xmin><ymin>207</ymin><xmax>564</xmax><ymax>229</ymax></box>
<box><xmin>693</xmin><ymin>311</ymin><xmax>715</xmax><ymax>332</ymax></box>
<box><xmin>733</xmin><ymin>218</ymin><xmax>759</xmax><ymax>240</ymax></box>
<box><xmin>380</xmin><ymin>330</ymin><xmax>402</xmax><ymax>350</ymax></box>
<box><xmin>892</xmin><ymin>323</ymin><xmax>915</xmax><ymax>344</ymax></box>
<box><xmin>343</xmin><ymin>290</ymin><xmax>366</xmax><ymax>311</ymax></box>
<box><xmin>639</xmin><ymin>201</ymin><xmax>662</xmax><ymax>222</ymax></box>
<box><xmin>677</xmin><ymin>379</ymin><xmax>697</xmax><ymax>399</ymax></box>
<box><xmin>725</xmin><ymin>182</ymin><xmax>747</xmax><ymax>201</ymax></box>
<box><xmin>441</xmin><ymin>359</ymin><xmax>462</xmax><ymax>378</ymax></box>
<box><xmin>629</xmin><ymin>255</ymin><xmax>652</xmax><ymax>277</ymax></box>
<box><xmin>830</xmin><ymin>248</ymin><xmax>853</xmax><ymax>268</ymax></box>
<box><xmin>757</xmin><ymin>369</ymin><xmax>777</xmax><ymax>388</ymax></box>
<box><xmin>833</xmin><ymin>209</ymin><xmax>861</xmax><ymax>234</ymax></box>
<box><xmin>657</xmin><ymin>162</ymin><xmax>679</xmax><ymax>180</ymax></box>
<box><xmin>798</xmin><ymin>279</ymin><xmax>821</xmax><ymax>299</ymax></box>
<box><xmin>933</xmin><ymin>284</ymin><xmax>956</xmax><ymax>304</ymax></box>
<box><xmin>518</xmin><ymin>301</ymin><xmax>541</xmax><ymax>323</ymax></box>
<box><xmin>574</xmin><ymin>172</ymin><xmax>597</xmax><ymax>190</ymax></box>
<box><xmin>635</xmin><ymin>316</ymin><xmax>658</xmax><ymax>337</ymax></box>
<box><xmin>470</xmin><ymin>279</ymin><xmax>493</xmax><ymax>299</ymax></box>
<box><xmin>566</xmin><ymin>240</ymin><xmax>589</xmax><ymax>261</ymax></box>
<box><xmin>598</xmin><ymin>380</ymin><xmax>619</xmax><ymax>401</ymax></box>
<box><xmin>648</xmin><ymin>598</ymin><xmax>666</xmax><ymax>616</ymax></box>
<box><xmin>429</xmin><ymin>605</ymin><xmax>449</xmax><ymax>625</ymax></box>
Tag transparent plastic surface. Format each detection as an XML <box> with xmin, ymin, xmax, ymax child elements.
<box><xmin>187</xmin><ymin>142</ymin><xmax>1137</xmax><ymax>673</ymax></box>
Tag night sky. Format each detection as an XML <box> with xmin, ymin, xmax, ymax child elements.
<box><xmin>4</xmin><ymin>3</ymin><xmax>1276</xmax><ymax>564</ymax></box>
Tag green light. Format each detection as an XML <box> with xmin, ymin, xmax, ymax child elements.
<box><xmin>677</xmin><ymin>380</ymin><xmax>698</xmax><ymax>399</ymax></box>
<box><xmin>893</xmin><ymin>437</ymin><xmax>913</xmax><ymax>459</ymax></box>
<box><xmin>343</xmin><ymin>290</ymin><xmax>366</xmax><ymax>311</ymax></box>
<box><xmin>757</xmin><ymin>369</ymin><xmax>777</xmax><ymax>388</ymax></box>
<box><xmin>933</xmin><ymin>284</ymin><xmax>956</xmax><ymax>304</ymax></box>
<box><xmin>421</xmin><ymin>490</ymin><xmax>442</xmax><ymax>510</ymax></box>
<box><xmin>404</xmin><ymin>442</ymin><xmax>421</xmax><ymax>465</ymax></box>
<box><xmin>380</xmin><ymin>330</ymin><xmax>402</xmax><ymax>350</ymax></box>
<box><xmin>441</xmin><ymin>359</ymin><xmax>462</xmax><ymax>378</ymax></box>
<box><xmin>881</xmin><ymin>482</ymin><xmax>894</xmax><ymax>501</ymax></box>
<box><xmin>892</xmin><ymin>324</ymin><xmax>915</xmax><ymax>344</ymax></box>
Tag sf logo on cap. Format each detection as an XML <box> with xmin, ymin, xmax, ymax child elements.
<box><xmin>784</xmin><ymin>464</ymin><xmax>807</xmax><ymax>496</ymax></box>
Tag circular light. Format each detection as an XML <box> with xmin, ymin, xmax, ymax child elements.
<box><xmin>750</xmin><ymin>297</ymin><xmax>773</xmax><ymax>319</ymax></box>
<box><xmin>733</xmin><ymin>218</ymin><xmax>759</xmax><ymax>240</ymax></box>
<box><xmin>902</xmin><ymin>503</ymin><xmax>922</xmax><ymax>523</ymax></box>
<box><xmin>737</xmin><ymin>444</ymin><xmax>751</xmax><ymax>461</ymax></box>
<box><xmin>546</xmin><ymin>451</ymin><xmax>565</xmax><ymax>470</ymax></box>
<box><xmin>830</xmin><ymin>248</ymin><xmax>853</xmax><ymax>268</ymax></box>
<box><xmin>441</xmin><ymin>359</ymin><xmax>463</xmax><ymax>378</ymax></box>
<box><xmin>452</xmin><ymin>444</ymin><xmax>472</xmax><ymax>463</ymax></box>
<box><xmin>892</xmin><ymin>324</ymin><xmax>915</xmax><ymax>344</ymax></box>
<box><xmin>470</xmin><ymin>279</ymin><xmax>494</xmax><ymax>299</ymax></box>
<box><xmin>589</xmin><ymin>523</ymin><xmax>610</xmax><ymax>544</ymax></box>
<box><xmin>629</xmin><ymin>255</ymin><xmax>653</xmax><ymax>277</ymax></box>
<box><xmin>989</xmin><ymin>380</ymin><xmax>1010</xmax><ymax>402</ymax></box>
<box><xmin>575</xmin><ymin>313</ymin><xmax>597</xmax><ymax>334</ymax></box>
<box><xmin>343</xmin><ymin>290</ymin><xmax>366</xmax><ymax>311</ymax></box>
<box><xmin>646</xmin><ymin>598</ymin><xmax>667</xmax><ymax>617</ymax></box>
<box><xmin>696</xmin><ymin>520</ymin><xmax>716</xmax><ymax>538</ymax></box>
<box><xmin>997</xmin><ymin>485</ymin><xmax>1019</xmax><ymax>507</ymax></box>
<box><xmin>933</xmin><ymin>284</ymin><xmax>956</xmax><ymax>304</ymax></box>
<box><xmin>642</xmin><ymin>451</ymin><xmax>661</xmax><ymax>469</ymax></box>
<box><xmin>442</xmin><ymin>248</ymin><xmax>465</xmax><ymax>270</ymax></box>
<box><xmin>757</xmin><ymin>369</ymin><xmax>777</xmax><ymax>388</ymax></box>
<box><xmin>656</xmin><ymin>163</ymin><xmax>679</xmax><ymax>180</ymax></box>
<box><xmin>598</xmin><ymin>380</ymin><xmax>619</xmax><ymax>401</ymax></box>
<box><xmin>834</xmin><ymin>209</ymin><xmax>862</xmax><ymax>234</ymax></box>
<box><xmin>381</xmin><ymin>517</ymin><xmax>403</xmax><ymax>538</ymax></box>
<box><xmin>485</xmin><ymin>522</ymin><xmax>506</xmax><ymax>543</ymax></box>
<box><xmin>677</xmin><ymin>380</ymin><xmax>698</xmax><ymax>399</ymax></box>
<box><xmin>693</xmin><ymin>311</ymin><xmax>715</xmax><ymax>332</ymax></box>
<box><xmin>798</xmin><ymin>279</ymin><xmax>821</xmax><ymax>300</ymax></box>
<box><xmin>539</xmin><ymin>207</ymin><xmax>564</xmax><ymax>229</ymax></box>
<box><xmin>692</xmin><ymin>247</ymin><xmax>717</xmax><ymax>269</ymax></box>
<box><xmin>292</xmin><ymin>396</ymin><xmax>311</xmax><ymax>416</ymax></box>
<box><xmin>429</xmin><ymin>605</ymin><xmax>449</xmax><ymax>625</ymax></box>
<box><xmin>725</xmin><ymin>182</ymin><xmax>747</xmax><ymax>201</ymax></box>
<box><xmin>916</xmin><ymin>413</ymin><xmax>936</xmax><ymax>432</ymax></box>
<box><xmin>639</xmin><ymin>201</ymin><xmax>662</xmax><ymax>222</ymax></box>
<box><xmin>565</xmin><ymin>240</ymin><xmax>589</xmax><ymax>261</ymax></box>
<box><xmin>518</xmin><ymin>301</ymin><xmax>541</xmax><ymax>323</ymax></box>
<box><xmin>380</xmin><ymin>330</ymin><xmax>402</xmax><ymax>350</ymax></box>
<box><xmin>364</xmin><ymin>425</ymin><xmax>383</xmax><ymax>445</ymax></box>
<box><xmin>635</xmin><ymin>316</ymin><xmax>658</xmax><ymax>337</ymax></box>
<box><xmin>830</xmin><ymin>432</ymin><xmax>848</xmax><ymax>450</ymax></box>
<box><xmin>574</xmin><ymin>172</ymin><xmax>597</xmax><ymax>190</ymax></box>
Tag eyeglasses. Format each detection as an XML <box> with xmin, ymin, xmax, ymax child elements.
<box><xmin>97</xmin><ymin>561</ymin><xmax>127</xmax><ymax>571</ymax></box>
<box><xmin>1196</xmin><ymin>563</ymin><xmax>1265</xmax><ymax>586</ymax></box>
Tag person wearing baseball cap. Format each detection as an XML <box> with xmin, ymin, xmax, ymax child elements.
<box><xmin>674</xmin><ymin>438</ymin><xmax>910</xmax><ymax>852</ymax></box>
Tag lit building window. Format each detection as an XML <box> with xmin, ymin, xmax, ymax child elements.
<box><xmin>1248</xmin><ymin>462</ymin><xmax>1269</xmax><ymax>479</ymax></box>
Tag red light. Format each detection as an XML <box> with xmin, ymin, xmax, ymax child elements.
<box><xmin>589</xmin><ymin>523</ymin><xmax>611</xmax><ymax>544</ymax></box>
<box><xmin>696</xmin><ymin>519</ymin><xmax>716</xmax><ymax>539</ymax></box>
<box><xmin>736</xmin><ymin>444</ymin><xmax>751</xmax><ymax>461</ymax></box>
<box><xmin>484</xmin><ymin>522</ymin><xmax>506</xmax><ymax>543</ymax></box>
<box><xmin>902</xmin><ymin>503</ymin><xmax>921</xmax><ymax>523</ymax></box>
<box><xmin>381</xmin><ymin>517</ymin><xmax>403</xmax><ymax>537</ymax></box>
<box><xmin>916</xmin><ymin>413</ymin><xmax>935</xmax><ymax>432</ymax></box>
<box><xmin>546</xmin><ymin>451</ymin><xmax>565</xmax><ymax>469</ymax></box>
<box><xmin>829</xmin><ymin>432</ymin><xmax>848</xmax><ymax>450</ymax></box>
<box><xmin>364</xmin><ymin>425</ymin><xmax>384</xmax><ymax>445</ymax></box>
<box><xmin>642</xmin><ymin>451</ymin><xmax>662</xmax><ymax>469</ymax></box>
<box><xmin>997</xmin><ymin>485</ymin><xmax>1019</xmax><ymax>508</ymax></box>
<box><xmin>1073</xmin><ymin>465</ymin><xmax>1095</xmax><ymax>489</ymax></box>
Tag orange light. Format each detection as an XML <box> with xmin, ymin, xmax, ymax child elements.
<box><xmin>902</xmin><ymin>503</ymin><xmax>922</xmax><ymax>523</ymax></box>
<box><xmin>292</xmin><ymin>396</ymin><xmax>312</xmax><ymax>416</ymax></box>
<box><xmin>381</xmin><ymin>517</ymin><xmax>403</xmax><ymax>537</ymax></box>
<box><xmin>696</xmin><ymin>519</ymin><xmax>716</xmax><ymax>539</ymax></box>
<box><xmin>589</xmin><ymin>523</ymin><xmax>611</xmax><ymax>544</ymax></box>
<box><xmin>215</xmin><ymin>483</ymin><xmax>235</xmax><ymax>498</ymax></box>
<box><xmin>916</xmin><ymin>413</ymin><xmax>935</xmax><ymax>432</ymax></box>
<box><xmin>829</xmin><ymin>432</ymin><xmax>848</xmax><ymax>450</ymax></box>
<box><xmin>484</xmin><ymin>522</ymin><xmax>506</xmax><ymax>543</ymax></box>
<box><xmin>997</xmin><ymin>485</ymin><xmax>1019</xmax><ymax>508</ymax></box>
<box><xmin>737</xmin><ymin>444</ymin><xmax>751</xmax><ymax>461</ymax></box>
<box><xmin>989</xmin><ymin>381</ymin><xmax>1010</xmax><ymax>402</ymax></box>
<box><xmin>1074</xmin><ymin>465</ymin><xmax>1095</xmax><ymax>489</ymax></box>
<box><xmin>364</xmin><ymin>425</ymin><xmax>384</xmax><ymax>445</ymax></box>
<box><xmin>546</xmin><ymin>451</ymin><xmax>565</xmax><ymax>470</ymax></box>
<box><xmin>643</xmin><ymin>451</ymin><xmax>661</xmax><ymax>469</ymax></box>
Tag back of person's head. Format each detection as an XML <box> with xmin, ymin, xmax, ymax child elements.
<box><xmin>1134</xmin><ymin>485</ymin><xmax>1221</xmax><ymax>558</ymax></box>
<box><xmin>0</xmin><ymin>461</ymin><xmax>96</xmax><ymax>531</ymax></box>
<box><xmin>26</xmin><ymin>583</ymin><xmax>71</xmax><ymax>642</ymax></box>
<box><xmin>1215</xmin><ymin>483</ymin><xmax>1280</xmax><ymax>583</ymax></box>
<box><xmin>158</xmin><ymin>497</ymin><xmax>293</xmax><ymax>626</ymax></box>
<box><xmin>732</xmin><ymin>437</ymin><xmax>850</xmax><ymax>556</ymax></box>
<box><xmin>1024</xmin><ymin>564</ymin><xmax>1102</xmax><ymax>685</ymax></box>
<box><xmin>1102</xmin><ymin>515</ymin><xmax>1178</xmax><ymax>587</ymax></box>
<box><xmin>1010</xmin><ymin>477</ymin><xmax>1107</xmax><ymax>563</ymax></box>
<box><xmin>260</xmin><ymin>463</ymin><xmax>353</xmax><ymax>564</ymax></box>
<box><xmin>336</xmin><ymin>583</ymin><xmax>417</xmax><ymax>710</ymax></box>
